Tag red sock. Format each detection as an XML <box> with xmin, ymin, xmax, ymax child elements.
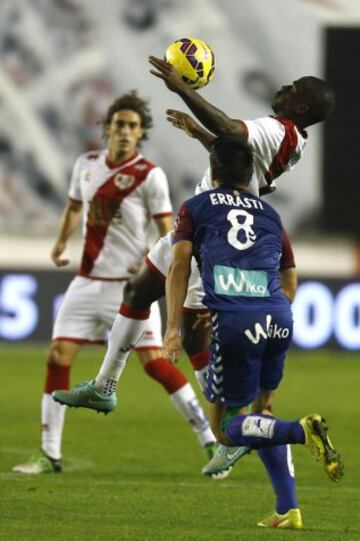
<box><xmin>44</xmin><ymin>364</ymin><xmax>70</xmax><ymax>394</ymax></box>
<box><xmin>189</xmin><ymin>350</ymin><xmax>210</xmax><ymax>371</ymax></box>
<box><xmin>144</xmin><ymin>358</ymin><xmax>188</xmax><ymax>394</ymax></box>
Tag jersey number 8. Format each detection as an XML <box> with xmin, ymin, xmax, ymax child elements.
<box><xmin>227</xmin><ymin>209</ymin><xmax>256</xmax><ymax>250</ymax></box>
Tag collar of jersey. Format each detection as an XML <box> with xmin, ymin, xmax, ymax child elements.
<box><xmin>105</xmin><ymin>151</ymin><xmax>140</xmax><ymax>169</ymax></box>
<box><xmin>213</xmin><ymin>186</ymin><xmax>249</xmax><ymax>193</ymax></box>
<box><xmin>270</xmin><ymin>115</ymin><xmax>308</xmax><ymax>139</ymax></box>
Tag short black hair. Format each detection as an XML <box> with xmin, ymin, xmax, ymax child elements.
<box><xmin>103</xmin><ymin>90</ymin><xmax>153</xmax><ymax>140</ymax></box>
<box><xmin>210</xmin><ymin>135</ymin><xmax>253</xmax><ymax>187</ymax></box>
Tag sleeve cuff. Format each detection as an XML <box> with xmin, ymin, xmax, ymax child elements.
<box><xmin>152</xmin><ymin>211</ymin><xmax>173</xmax><ymax>219</ymax></box>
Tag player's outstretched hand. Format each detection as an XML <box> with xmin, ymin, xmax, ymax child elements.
<box><xmin>192</xmin><ymin>311</ymin><xmax>212</xmax><ymax>330</ymax></box>
<box><xmin>166</xmin><ymin>109</ymin><xmax>200</xmax><ymax>138</ymax></box>
<box><xmin>51</xmin><ymin>241</ymin><xmax>69</xmax><ymax>267</ymax></box>
<box><xmin>149</xmin><ymin>56</ymin><xmax>185</xmax><ymax>93</ymax></box>
<box><xmin>163</xmin><ymin>327</ymin><xmax>182</xmax><ymax>364</ymax></box>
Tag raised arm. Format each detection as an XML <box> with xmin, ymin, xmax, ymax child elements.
<box><xmin>166</xmin><ymin>109</ymin><xmax>215</xmax><ymax>151</ymax></box>
<box><xmin>51</xmin><ymin>198</ymin><xmax>82</xmax><ymax>267</ymax></box>
<box><xmin>149</xmin><ymin>56</ymin><xmax>246</xmax><ymax>138</ymax></box>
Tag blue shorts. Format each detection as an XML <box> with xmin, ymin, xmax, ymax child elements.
<box><xmin>205</xmin><ymin>307</ymin><xmax>293</xmax><ymax>407</ymax></box>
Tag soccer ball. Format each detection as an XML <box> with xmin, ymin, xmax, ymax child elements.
<box><xmin>165</xmin><ymin>37</ymin><xmax>215</xmax><ymax>90</ymax></box>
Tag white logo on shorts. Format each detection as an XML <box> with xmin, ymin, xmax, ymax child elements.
<box><xmin>244</xmin><ymin>315</ymin><xmax>290</xmax><ymax>344</ymax></box>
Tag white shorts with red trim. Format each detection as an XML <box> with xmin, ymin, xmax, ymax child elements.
<box><xmin>52</xmin><ymin>276</ymin><xmax>162</xmax><ymax>347</ymax></box>
<box><xmin>147</xmin><ymin>231</ymin><xmax>207</xmax><ymax>312</ymax></box>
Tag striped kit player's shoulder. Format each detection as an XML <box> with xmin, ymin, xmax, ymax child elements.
<box><xmin>242</xmin><ymin>115</ymin><xmax>308</xmax><ymax>196</ymax></box>
<box><xmin>129</xmin><ymin>154</ymin><xmax>157</xmax><ymax>175</ymax></box>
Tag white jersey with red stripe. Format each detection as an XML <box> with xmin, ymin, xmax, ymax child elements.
<box><xmin>195</xmin><ymin>115</ymin><xmax>308</xmax><ymax>197</ymax></box>
<box><xmin>69</xmin><ymin>149</ymin><xmax>172</xmax><ymax>279</ymax></box>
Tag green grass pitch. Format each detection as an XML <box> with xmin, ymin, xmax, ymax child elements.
<box><xmin>1</xmin><ymin>345</ymin><xmax>359</xmax><ymax>541</ymax></box>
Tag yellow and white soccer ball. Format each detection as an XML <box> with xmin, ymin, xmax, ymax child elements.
<box><xmin>165</xmin><ymin>37</ymin><xmax>215</xmax><ymax>90</ymax></box>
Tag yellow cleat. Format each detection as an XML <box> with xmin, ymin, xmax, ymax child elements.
<box><xmin>258</xmin><ymin>508</ymin><xmax>303</xmax><ymax>529</ymax></box>
<box><xmin>300</xmin><ymin>413</ymin><xmax>344</xmax><ymax>482</ymax></box>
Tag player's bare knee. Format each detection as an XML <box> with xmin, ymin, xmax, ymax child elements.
<box><xmin>46</xmin><ymin>343</ymin><xmax>71</xmax><ymax>367</ymax></box>
<box><xmin>124</xmin><ymin>273</ymin><xmax>164</xmax><ymax>309</ymax></box>
<box><xmin>123</xmin><ymin>279</ymin><xmax>150</xmax><ymax>308</ymax></box>
<box><xmin>123</xmin><ymin>280</ymin><xmax>136</xmax><ymax>305</ymax></box>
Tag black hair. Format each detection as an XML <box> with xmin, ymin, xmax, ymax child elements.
<box><xmin>102</xmin><ymin>90</ymin><xmax>153</xmax><ymax>140</ymax></box>
<box><xmin>210</xmin><ymin>135</ymin><xmax>254</xmax><ymax>187</ymax></box>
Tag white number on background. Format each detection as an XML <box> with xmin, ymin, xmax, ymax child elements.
<box><xmin>0</xmin><ymin>275</ymin><xmax>38</xmax><ymax>339</ymax></box>
<box><xmin>227</xmin><ymin>209</ymin><xmax>256</xmax><ymax>250</ymax></box>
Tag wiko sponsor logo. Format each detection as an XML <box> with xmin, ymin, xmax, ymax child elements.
<box><xmin>214</xmin><ymin>266</ymin><xmax>269</xmax><ymax>297</ymax></box>
<box><xmin>245</xmin><ymin>314</ymin><xmax>290</xmax><ymax>344</ymax></box>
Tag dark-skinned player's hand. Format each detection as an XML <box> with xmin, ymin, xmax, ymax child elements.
<box><xmin>166</xmin><ymin>109</ymin><xmax>202</xmax><ymax>138</ymax></box>
<box><xmin>149</xmin><ymin>56</ymin><xmax>187</xmax><ymax>93</ymax></box>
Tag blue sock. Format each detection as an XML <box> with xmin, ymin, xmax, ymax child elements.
<box><xmin>258</xmin><ymin>445</ymin><xmax>298</xmax><ymax>514</ymax></box>
<box><xmin>225</xmin><ymin>414</ymin><xmax>305</xmax><ymax>448</ymax></box>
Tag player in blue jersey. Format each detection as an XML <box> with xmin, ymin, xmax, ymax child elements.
<box><xmin>164</xmin><ymin>135</ymin><xmax>343</xmax><ymax>529</ymax></box>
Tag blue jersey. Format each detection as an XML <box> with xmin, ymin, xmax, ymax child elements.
<box><xmin>173</xmin><ymin>187</ymin><xmax>289</xmax><ymax>312</ymax></box>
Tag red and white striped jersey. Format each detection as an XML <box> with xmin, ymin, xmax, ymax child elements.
<box><xmin>68</xmin><ymin>150</ymin><xmax>172</xmax><ymax>280</ymax></box>
<box><xmin>196</xmin><ymin>115</ymin><xmax>308</xmax><ymax>196</ymax></box>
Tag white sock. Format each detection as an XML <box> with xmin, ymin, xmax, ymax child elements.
<box><xmin>194</xmin><ymin>366</ymin><xmax>209</xmax><ymax>393</ymax></box>
<box><xmin>170</xmin><ymin>383</ymin><xmax>216</xmax><ymax>447</ymax></box>
<box><xmin>95</xmin><ymin>313</ymin><xmax>146</xmax><ymax>393</ymax></box>
<box><xmin>41</xmin><ymin>393</ymin><xmax>66</xmax><ymax>460</ymax></box>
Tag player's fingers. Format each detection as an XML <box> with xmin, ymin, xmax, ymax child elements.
<box><xmin>170</xmin><ymin>350</ymin><xmax>179</xmax><ymax>364</ymax></box>
<box><xmin>149</xmin><ymin>56</ymin><xmax>170</xmax><ymax>71</ymax></box>
<box><xmin>192</xmin><ymin>319</ymin><xmax>209</xmax><ymax>330</ymax></box>
<box><xmin>166</xmin><ymin>111</ymin><xmax>179</xmax><ymax>120</ymax></box>
<box><xmin>192</xmin><ymin>318</ymin><xmax>201</xmax><ymax>330</ymax></box>
<box><xmin>166</xmin><ymin>117</ymin><xmax>182</xmax><ymax>129</ymax></box>
<box><xmin>167</xmin><ymin>115</ymin><xmax>193</xmax><ymax>133</ymax></box>
<box><xmin>192</xmin><ymin>312</ymin><xmax>212</xmax><ymax>330</ymax></box>
<box><xmin>166</xmin><ymin>115</ymin><xmax>181</xmax><ymax>125</ymax></box>
<box><xmin>167</xmin><ymin>114</ymin><xmax>187</xmax><ymax>127</ymax></box>
<box><xmin>149</xmin><ymin>55</ymin><xmax>164</xmax><ymax>64</ymax></box>
<box><xmin>149</xmin><ymin>69</ymin><xmax>166</xmax><ymax>80</ymax></box>
<box><xmin>54</xmin><ymin>259</ymin><xmax>69</xmax><ymax>267</ymax></box>
<box><xmin>166</xmin><ymin>109</ymin><xmax>184</xmax><ymax>118</ymax></box>
<box><xmin>164</xmin><ymin>347</ymin><xmax>177</xmax><ymax>363</ymax></box>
